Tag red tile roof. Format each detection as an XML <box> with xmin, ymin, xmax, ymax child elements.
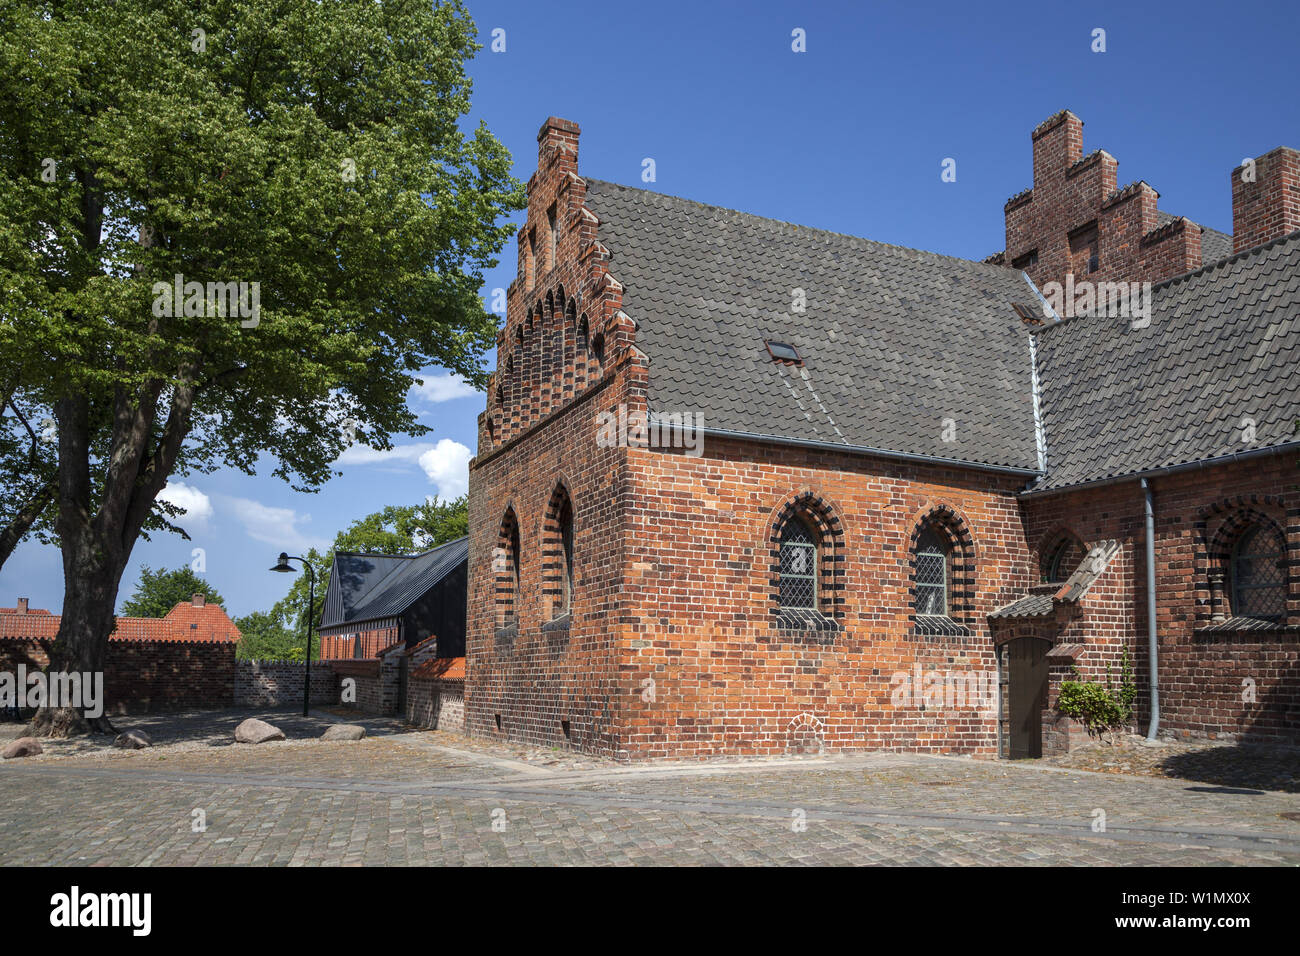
<box><xmin>0</xmin><ymin>598</ymin><xmax>242</xmax><ymax>643</ymax></box>
<box><xmin>411</xmin><ymin>656</ymin><xmax>465</xmax><ymax>681</ymax></box>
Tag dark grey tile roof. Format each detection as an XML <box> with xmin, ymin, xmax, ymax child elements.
<box><xmin>583</xmin><ymin>180</ymin><xmax>1042</xmax><ymax>471</ymax></box>
<box><xmin>319</xmin><ymin>537</ymin><xmax>468</xmax><ymax>629</ymax></box>
<box><xmin>989</xmin><ymin>592</ymin><xmax>1056</xmax><ymax>619</ymax></box>
<box><xmin>1157</xmin><ymin>210</ymin><xmax>1234</xmax><ymax>265</ymax></box>
<box><xmin>1030</xmin><ymin>231</ymin><xmax>1300</xmax><ymax>491</ymax></box>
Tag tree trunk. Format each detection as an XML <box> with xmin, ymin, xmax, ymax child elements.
<box><xmin>26</xmin><ymin>511</ymin><xmax>126</xmax><ymax>737</ymax></box>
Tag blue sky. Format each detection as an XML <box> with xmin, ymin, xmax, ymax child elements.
<box><xmin>5</xmin><ymin>0</ymin><xmax>1297</xmax><ymax>619</ymax></box>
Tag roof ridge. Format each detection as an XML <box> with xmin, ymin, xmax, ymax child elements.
<box><xmin>583</xmin><ymin>178</ymin><xmax>1019</xmax><ymax>277</ymax></box>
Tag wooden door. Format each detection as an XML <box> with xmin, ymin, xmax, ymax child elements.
<box><xmin>1005</xmin><ymin>638</ymin><xmax>1050</xmax><ymax>759</ymax></box>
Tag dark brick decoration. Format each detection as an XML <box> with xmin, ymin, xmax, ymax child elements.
<box><xmin>462</xmin><ymin>111</ymin><xmax>1300</xmax><ymax>761</ymax></box>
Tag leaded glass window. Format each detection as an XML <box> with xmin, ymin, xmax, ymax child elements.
<box><xmin>780</xmin><ymin>518</ymin><xmax>817</xmax><ymax>609</ymax></box>
<box><xmin>915</xmin><ymin>527</ymin><xmax>949</xmax><ymax>616</ymax></box>
<box><xmin>1230</xmin><ymin>525</ymin><xmax>1286</xmax><ymax>622</ymax></box>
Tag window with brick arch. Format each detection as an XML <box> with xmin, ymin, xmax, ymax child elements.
<box><xmin>1041</xmin><ymin>532</ymin><xmax>1085</xmax><ymax>584</ymax></box>
<box><xmin>495</xmin><ymin>510</ymin><xmax>521</xmax><ymax>631</ymax></box>
<box><xmin>1229</xmin><ymin>523</ymin><xmax>1287</xmax><ymax>622</ymax></box>
<box><xmin>779</xmin><ymin>516</ymin><xmax>818</xmax><ymax>609</ymax></box>
<box><xmin>541</xmin><ymin>485</ymin><xmax>577</xmax><ymax>622</ymax></box>
<box><xmin>914</xmin><ymin>526</ymin><xmax>950</xmax><ymax>616</ymax></box>
<box><xmin>559</xmin><ymin>494</ymin><xmax>574</xmax><ymax>613</ymax></box>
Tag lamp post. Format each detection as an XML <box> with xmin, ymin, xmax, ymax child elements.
<box><xmin>270</xmin><ymin>552</ymin><xmax>316</xmax><ymax>717</ymax></box>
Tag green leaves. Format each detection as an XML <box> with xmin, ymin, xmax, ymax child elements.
<box><xmin>1057</xmin><ymin>649</ymin><xmax>1137</xmax><ymax>738</ymax></box>
<box><xmin>119</xmin><ymin>564</ymin><xmax>225</xmax><ymax>618</ymax></box>
<box><xmin>1</xmin><ymin>0</ymin><xmax>522</xmax><ymax>500</ymax></box>
<box><xmin>0</xmin><ymin>2</ymin><xmax>520</xmax><ymax>642</ymax></box>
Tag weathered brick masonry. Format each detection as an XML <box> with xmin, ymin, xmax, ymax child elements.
<box><xmin>468</xmin><ymin>112</ymin><xmax>1300</xmax><ymax>760</ymax></box>
<box><xmin>1022</xmin><ymin>455</ymin><xmax>1300</xmax><ymax>743</ymax></box>
<box><xmin>466</xmin><ymin>119</ymin><xmax>636</xmax><ymax>757</ymax></box>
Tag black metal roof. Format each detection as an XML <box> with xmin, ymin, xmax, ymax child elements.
<box><xmin>318</xmin><ymin>537</ymin><xmax>468</xmax><ymax>629</ymax></box>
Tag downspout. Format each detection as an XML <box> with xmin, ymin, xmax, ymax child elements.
<box><xmin>1141</xmin><ymin>477</ymin><xmax>1160</xmax><ymax>740</ymax></box>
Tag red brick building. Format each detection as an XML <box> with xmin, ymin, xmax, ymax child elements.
<box><xmin>466</xmin><ymin>112</ymin><xmax>1300</xmax><ymax>761</ymax></box>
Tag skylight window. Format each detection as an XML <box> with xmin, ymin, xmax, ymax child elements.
<box><xmin>765</xmin><ymin>340</ymin><xmax>802</xmax><ymax>364</ymax></box>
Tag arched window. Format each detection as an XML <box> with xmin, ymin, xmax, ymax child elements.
<box><xmin>779</xmin><ymin>517</ymin><xmax>817</xmax><ymax>609</ymax></box>
<box><xmin>914</xmin><ymin>526</ymin><xmax>950</xmax><ymax>616</ymax></box>
<box><xmin>495</xmin><ymin>509</ymin><xmax>521</xmax><ymax>631</ymax></box>
<box><xmin>542</xmin><ymin>484</ymin><xmax>576</xmax><ymax>621</ymax></box>
<box><xmin>768</xmin><ymin>494</ymin><xmax>845</xmax><ymax>630</ymax></box>
<box><xmin>1041</xmin><ymin>532</ymin><xmax>1085</xmax><ymax>584</ymax></box>
<box><xmin>1229</xmin><ymin>523</ymin><xmax>1286</xmax><ymax>621</ymax></box>
<box><xmin>908</xmin><ymin>506</ymin><xmax>975</xmax><ymax>630</ymax></box>
<box><xmin>559</xmin><ymin>494</ymin><xmax>574</xmax><ymax>613</ymax></box>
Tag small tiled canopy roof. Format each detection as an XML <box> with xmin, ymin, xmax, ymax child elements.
<box><xmin>990</xmin><ymin>540</ymin><xmax>1121</xmax><ymax>620</ymax></box>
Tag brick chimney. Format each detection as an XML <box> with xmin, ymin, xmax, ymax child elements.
<box><xmin>1232</xmin><ymin>146</ymin><xmax>1300</xmax><ymax>253</ymax></box>
<box><xmin>191</xmin><ymin>592</ymin><xmax>205</xmax><ymax>607</ymax></box>
<box><xmin>16</xmin><ymin>597</ymin><xmax>28</xmax><ymax>615</ymax></box>
<box><xmin>537</xmin><ymin>116</ymin><xmax>580</xmax><ymax>174</ymax></box>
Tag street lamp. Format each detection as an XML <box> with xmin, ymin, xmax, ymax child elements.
<box><xmin>270</xmin><ymin>552</ymin><xmax>316</xmax><ymax>717</ymax></box>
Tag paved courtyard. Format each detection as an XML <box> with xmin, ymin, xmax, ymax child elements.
<box><xmin>2</xmin><ymin>710</ymin><xmax>1298</xmax><ymax>866</ymax></box>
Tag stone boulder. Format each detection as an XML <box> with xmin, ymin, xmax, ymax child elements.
<box><xmin>234</xmin><ymin>718</ymin><xmax>285</xmax><ymax>744</ymax></box>
<box><xmin>321</xmin><ymin>724</ymin><xmax>366</xmax><ymax>741</ymax></box>
<box><xmin>2</xmin><ymin>737</ymin><xmax>43</xmax><ymax>759</ymax></box>
<box><xmin>114</xmin><ymin>730</ymin><xmax>152</xmax><ymax>750</ymax></box>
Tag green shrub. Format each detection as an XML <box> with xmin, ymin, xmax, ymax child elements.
<box><xmin>1056</xmin><ymin>649</ymin><xmax>1137</xmax><ymax>738</ymax></box>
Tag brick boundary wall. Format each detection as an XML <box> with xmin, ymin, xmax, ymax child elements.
<box><xmin>332</xmin><ymin>659</ymin><xmax>395</xmax><ymax>715</ymax></box>
<box><xmin>234</xmin><ymin>661</ymin><xmax>339</xmax><ymax>709</ymax></box>
<box><xmin>406</xmin><ymin>677</ymin><xmax>465</xmax><ymax>731</ymax></box>
<box><xmin>1</xmin><ymin>638</ymin><xmax>237</xmax><ymax>713</ymax></box>
<box><xmin>1</xmin><ymin>639</ymin><xmax>352</xmax><ymax>714</ymax></box>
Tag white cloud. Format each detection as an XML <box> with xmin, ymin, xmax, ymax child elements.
<box><xmin>336</xmin><ymin>443</ymin><xmax>431</xmax><ymax>467</ymax></box>
<box><xmin>410</xmin><ymin>372</ymin><xmax>479</xmax><ymax>405</ymax></box>
<box><xmin>334</xmin><ymin>436</ymin><xmax>472</xmax><ymax>498</ymax></box>
<box><xmin>158</xmin><ymin>482</ymin><xmax>212</xmax><ymax>525</ymax></box>
<box><xmin>418</xmin><ymin>439</ymin><xmax>472</xmax><ymax>499</ymax></box>
<box><xmin>225</xmin><ymin>497</ymin><xmax>330</xmax><ymax>553</ymax></box>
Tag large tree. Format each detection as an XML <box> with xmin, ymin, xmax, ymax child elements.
<box><xmin>120</xmin><ymin>564</ymin><xmax>225</xmax><ymax>619</ymax></box>
<box><xmin>0</xmin><ymin>1</ymin><xmax>521</xmax><ymax>735</ymax></box>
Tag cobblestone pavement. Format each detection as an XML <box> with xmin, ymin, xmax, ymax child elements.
<box><xmin>1041</xmin><ymin>734</ymin><xmax>1300</xmax><ymax>793</ymax></box>
<box><xmin>2</xmin><ymin>716</ymin><xmax>1299</xmax><ymax>865</ymax></box>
